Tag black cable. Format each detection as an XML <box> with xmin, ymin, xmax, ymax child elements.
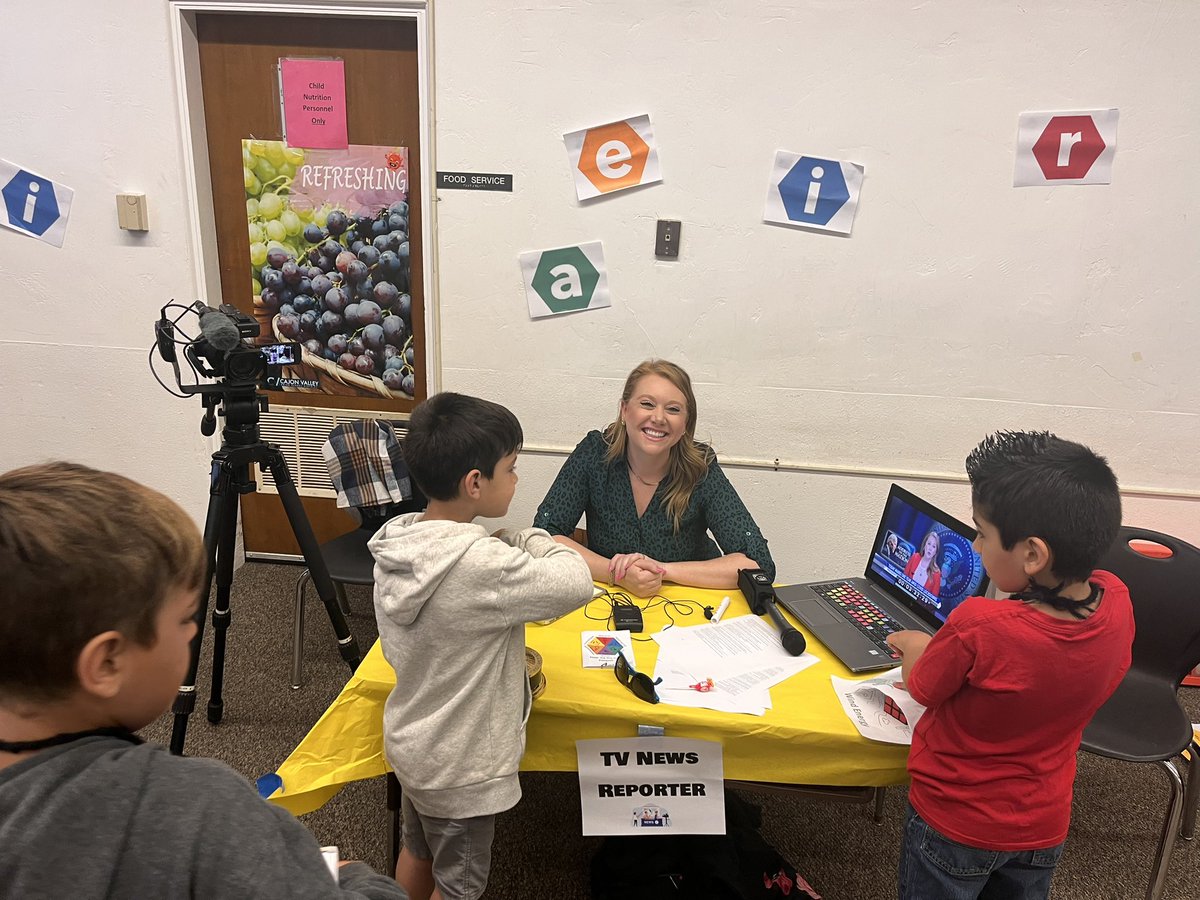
<box><xmin>147</xmin><ymin>344</ymin><xmax>188</xmax><ymax>398</ymax></box>
<box><xmin>584</xmin><ymin>589</ymin><xmax>708</xmax><ymax>641</ymax></box>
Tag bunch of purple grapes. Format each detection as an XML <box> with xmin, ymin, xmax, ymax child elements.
<box><xmin>260</xmin><ymin>200</ymin><xmax>415</xmax><ymax>396</ymax></box>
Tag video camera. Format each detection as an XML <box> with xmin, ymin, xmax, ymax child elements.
<box><xmin>152</xmin><ymin>301</ymin><xmax>301</xmax><ymax>438</ymax></box>
<box><xmin>154</xmin><ymin>301</ymin><xmax>298</xmax><ymax>390</ymax></box>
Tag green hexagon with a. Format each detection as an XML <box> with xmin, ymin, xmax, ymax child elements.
<box><xmin>531</xmin><ymin>246</ymin><xmax>599</xmax><ymax>314</ymax></box>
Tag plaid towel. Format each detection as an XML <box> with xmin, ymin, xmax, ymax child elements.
<box><xmin>322</xmin><ymin>419</ymin><xmax>412</xmax><ymax>510</ymax></box>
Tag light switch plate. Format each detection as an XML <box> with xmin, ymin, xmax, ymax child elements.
<box><xmin>655</xmin><ymin>219</ymin><xmax>681</xmax><ymax>259</ymax></box>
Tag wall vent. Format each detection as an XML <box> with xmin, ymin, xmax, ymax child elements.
<box><xmin>253</xmin><ymin>408</ymin><xmax>410</xmax><ymax>497</ymax></box>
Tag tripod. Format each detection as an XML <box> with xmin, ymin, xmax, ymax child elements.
<box><xmin>169</xmin><ymin>386</ymin><xmax>362</xmax><ymax>755</ymax></box>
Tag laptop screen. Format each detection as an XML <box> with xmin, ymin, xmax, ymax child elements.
<box><xmin>864</xmin><ymin>484</ymin><xmax>990</xmax><ymax>630</ymax></box>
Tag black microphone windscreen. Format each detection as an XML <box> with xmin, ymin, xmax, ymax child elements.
<box><xmin>199</xmin><ymin>308</ymin><xmax>243</xmax><ymax>353</ymax></box>
<box><xmin>780</xmin><ymin>629</ymin><xmax>807</xmax><ymax>656</ymax></box>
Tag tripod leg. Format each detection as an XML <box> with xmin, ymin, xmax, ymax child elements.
<box><xmin>171</xmin><ymin>462</ymin><xmax>226</xmax><ymax>755</ymax></box>
<box><xmin>266</xmin><ymin>451</ymin><xmax>362</xmax><ymax>671</ymax></box>
<box><xmin>206</xmin><ymin>472</ymin><xmax>242</xmax><ymax>724</ymax></box>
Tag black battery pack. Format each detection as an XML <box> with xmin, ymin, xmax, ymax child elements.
<box><xmin>612</xmin><ymin>603</ymin><xmax>644</xmax><ymax>633</ymax></box>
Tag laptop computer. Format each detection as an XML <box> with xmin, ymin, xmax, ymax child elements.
<box><xmin>775</xmin><ymin>484</ymin><xmax>990</xmax><ymax>673</ymax></box>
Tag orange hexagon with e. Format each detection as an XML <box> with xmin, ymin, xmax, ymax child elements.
<box><xmin>578</xmin><ymin>121</ymin><xmax>649</xmax><ymax>194</ymax></box>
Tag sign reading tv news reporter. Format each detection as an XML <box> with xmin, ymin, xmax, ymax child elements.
<box><xmin>576</xmin><ymin>737</ymin><xmax>724</xmax><ymax>835</ymax></box>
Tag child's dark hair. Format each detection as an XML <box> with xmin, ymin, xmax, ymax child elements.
<box><xmin>0</xmin><ymin>462</ymin><xmax>206</xmax><ymax>703</ymax></box>
<box><xmin>966</xmin><ymin>431</ymin><xmax>1121</xmax><ymax>583</ymax></box>
<box><xmin>403</xmin><ymin>393</ymin><xmax>523</xmax><ymax>501</ymax></box>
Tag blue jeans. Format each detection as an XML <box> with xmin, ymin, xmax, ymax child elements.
<box><xmin>898</xmin><ymin>804</ymin><xmax>1065</xmax><ymax>900</ymax></box>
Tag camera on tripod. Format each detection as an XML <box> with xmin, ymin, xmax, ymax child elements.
<box><xmin>155</xmin><ymin>301</ymin><xmax>297</xmax><ymax>390</ymax></box>
<box><xmin>148</xmin><ymin>300</ymin><xmax>362</xmax><ymax>755</ymax></box>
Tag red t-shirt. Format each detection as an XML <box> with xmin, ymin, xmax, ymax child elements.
<box><xmin>906</xmin><ymin>570</ymin><xmax>1134</xmax><ymax>850</ymax></box>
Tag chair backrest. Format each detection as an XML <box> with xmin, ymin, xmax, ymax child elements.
<box><xmin>358</xmin><ymin>483</ymin><xmax>428</xmax><ymax>531</ymax></box>
<box><xmin>322</xmin><ymin>419</ymin><xmax>418</xmax><ymax>515</ymax></box>
<box><xmin>1099</xmin><ymin>526</ymin><xmax>1200</xmax><ymax>684</ymax></box>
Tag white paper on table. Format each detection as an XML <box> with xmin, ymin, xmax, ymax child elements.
<box><xmin>649</xmin><ymin>615</ymin><xmax>820</xmax><ymax>715</ymax></box>
<box><xmin>832</xmin><ymin>669</ymin><xmax>927</xmax><ymax>744</ymax></box>
<box><xmin>653</xmin><ymin>614</ymin><xmax>820</xmax><ymax>681</ymax></box>
<box><xmin>655</xmin><ymin>665</ymin><xmax>771</xmax><ymax>715</ymax></box>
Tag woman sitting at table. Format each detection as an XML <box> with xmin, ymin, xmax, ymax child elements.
<box><xmin>535</xmin><ymin>359</ymin><xmax>774</xmax><ymax>597</ymax></box>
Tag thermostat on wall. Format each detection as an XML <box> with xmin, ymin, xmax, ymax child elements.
<box><xmin>116</xmin><ymin>193</ymin><xmax>149</xmax><ymax>231</ymax></box>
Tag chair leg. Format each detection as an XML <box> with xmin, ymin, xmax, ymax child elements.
<box><xmin>335</xmin><ymin>581</ymin><xmax>351</xmax><ymax>616</ymax></box>
<box><xmin>292</xmin><ymin>570</ymin><xmax>312</xmax><ymax>689</ymax></box>
<box><xmin>1145</xmin><ymin>759</ymin><xmax>1185</xmax><ymax>900</ymax></box>
<box><xmin>872</xmin><ymin>786</ymin><xmax>886</xmax><ymax>825</ymax></box>
<box><xmin>1182</xmin><ymin>741</ymin><xmax>1200</xmax><ymax>840</ymax></box>
<box><xmin>387</xmin><ymin>771</ymin><xmax>402</xmax><ymax>873</ymax></box>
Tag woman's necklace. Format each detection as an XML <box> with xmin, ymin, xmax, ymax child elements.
<box><xmin>628</xmin><ymin>463</ymin><xmax>665</xmax><ymax>488</ymax></box>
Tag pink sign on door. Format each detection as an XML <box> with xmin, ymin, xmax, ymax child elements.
<box><xmin>279</xmin><ymin>58</ymin><xmax>349</xmax><ymax>150</ymax></box>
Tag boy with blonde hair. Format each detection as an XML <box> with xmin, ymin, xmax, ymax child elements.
<box><xmin>0</xmin><ymin>462</ymin><xmax>406</xmax><ymax>899</ymax></box>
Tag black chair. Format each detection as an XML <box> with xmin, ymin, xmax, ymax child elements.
<box><xmin>1079</xmin><ymin>526</ymin><xmax>1200</xmax><ymax>900</ymax></box>
<box><xmin>291</xmin><ymin>488</ymin><xmax>425</xmax><ymax>689</ymax></box>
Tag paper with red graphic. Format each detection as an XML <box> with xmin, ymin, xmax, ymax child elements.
<box><xmin>832</xmin><ymin>668</ymin><xmax>927</xmax><ymax>744</ymax></box>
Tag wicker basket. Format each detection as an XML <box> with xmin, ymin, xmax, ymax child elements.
<box><xmin>265</xmin><ymin>308</ymin><xmax>401</xmax><ymax>400</ymax></box>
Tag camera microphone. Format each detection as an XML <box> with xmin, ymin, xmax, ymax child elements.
<box><xmin>195</xmin><ymin>303</ymin><xmax>243</xmax><ymax>353</ymax></box>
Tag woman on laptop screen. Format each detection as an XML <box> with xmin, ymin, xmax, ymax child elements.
<box><xmin>535</xmin><ymin>359</ymin><xmax>774</xmax><ymax>598</ymax></box>
<box><xmin>904</xmin><ymin>530</ymin><xmax>943</xmax><ymax>594</ymax></box>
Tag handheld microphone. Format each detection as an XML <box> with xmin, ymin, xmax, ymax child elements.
<box><xmin>763</xmin><ymin>600</ymin><xmax>807</xmax><ymax>656</ymax></box>
<box><xmin>738</xmin><ymin>568</ymin><xmax>807</xmax><ymax>656</ymax></box>
<box><xmin>195</xmin><ymin>303</ymin><xmax>243</xmax><ymax>353</ymax></box>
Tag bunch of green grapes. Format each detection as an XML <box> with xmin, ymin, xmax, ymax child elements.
<box><xmin>244</xmin><ymin>140</ymin><xmax>332</xmax><ymax>295</ymax></box>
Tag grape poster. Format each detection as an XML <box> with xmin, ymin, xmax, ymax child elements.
<box><xmin>244</xmin><ymin>140</ymin><xmax>417</xmax><ymax>402</ymax></box>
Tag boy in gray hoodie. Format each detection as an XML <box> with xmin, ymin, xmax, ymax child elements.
<box><xmin>0</xmin><ymin>462</ymin><xmax>407</xmax><ymax>900</ymax></box>
<box><xmin>370</xmin><ymin>393</ymin><xmax>594</xmax><ymax>900</ymax></box>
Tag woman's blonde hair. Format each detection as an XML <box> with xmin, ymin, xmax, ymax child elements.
<box><xmin>920</xmin><ymin>530</ymin><xmax>941</xmax><ymax>562</ymax></box>
<box><xmin>603</xmin><ymin>360</ymin><xmax>714</xmax><ymax>532</ymax></box>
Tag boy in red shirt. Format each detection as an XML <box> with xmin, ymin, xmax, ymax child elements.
<box><xmin>887</xmin><ymin>431</ymin><xmax>1133</xmax><ymax>900</ymax></box>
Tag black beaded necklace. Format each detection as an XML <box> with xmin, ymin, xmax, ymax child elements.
<box><xmin>0</xmin><ymin>726</ymin><xmax>142</xmax><ymax>754</ymax></box>
<box><xmin>1010</xmin><ymin>580</ymin><xmax>1102</xmax><ymax>620</ymax></box>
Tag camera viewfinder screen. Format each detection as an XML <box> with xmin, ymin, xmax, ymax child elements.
<box><xmin>261</xmin><ymin>343</ymin><xmax>298</xmax><ymax>366</ymax></box>
<box><xmin>866</xmin><ymin>486</ymin><xmax>988</xmax><ymax>626</ymax></box>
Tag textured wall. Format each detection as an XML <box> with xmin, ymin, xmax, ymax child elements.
<box><xmin>431</xmin><ymin>1</ymin><xmax>1200</xmax><ymax>578</ymax></box>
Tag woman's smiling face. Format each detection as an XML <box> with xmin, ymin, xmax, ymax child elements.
<box><xmin>621</xmin><ymin>374</ymin><xmax>689</xmax><ymax>459</ymax></box>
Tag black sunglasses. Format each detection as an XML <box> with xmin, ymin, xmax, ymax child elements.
<box><xmin>614</xmin><ymin>653</ymin><xmax>661</xmax><ymax>704</ymax></box>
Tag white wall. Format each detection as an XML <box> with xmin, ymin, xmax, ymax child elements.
<box><xmin>0</xmin><ymin>0</ymin><xmax>213</xmax><ymax>521</ymax></box>
<box><xmin>433</xmin><ymin>0</ymin><xmax>1200</xmax><ymax>579</ymax></box>
<box><xmin>1</xmin><ymin>0</ymin><xmax>1196</xmax><ymax>581</ymax></box>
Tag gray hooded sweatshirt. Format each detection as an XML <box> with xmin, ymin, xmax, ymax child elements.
<box><xmin>369</xmin><ymin>515</ymin><xmax>594</xmax><ymax>819</ymax></box>
<box><xmin>0</xmin><ymin>735</ymin><xmax>408</xmax><ymax>899</ymax></box>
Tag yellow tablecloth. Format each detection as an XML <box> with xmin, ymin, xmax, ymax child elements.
<box><xmin>268</xmin><ymin>585</ymin><xmax>910</xmax><ymax>816</ymax></box>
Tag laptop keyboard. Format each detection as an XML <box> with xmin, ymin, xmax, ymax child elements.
<box><xmin>810</xmin><ymin>582</ymin><xmax>902</xmax><ymax>659</ymax></box>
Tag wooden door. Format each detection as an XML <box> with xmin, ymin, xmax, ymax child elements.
<box><xmin>194</xmin><ymin>12</ymin><xmax>426</xmax><ymax>554</ymax></box>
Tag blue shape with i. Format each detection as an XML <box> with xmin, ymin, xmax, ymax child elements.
<box><xmin>2</xmin><ymin>170</ymin><xmax>61</xmax><ymax>236</ymax></box>
<box><xmin>777</xmin><ymin>156</ymin><xmax>850</xmax><ymax>226</ymax></box>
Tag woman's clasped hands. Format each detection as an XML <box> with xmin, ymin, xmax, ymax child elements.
<box><xmin>608</xmin><ymin>552</ymin><xmax>666</xmax><ymax>597</ymax></box>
